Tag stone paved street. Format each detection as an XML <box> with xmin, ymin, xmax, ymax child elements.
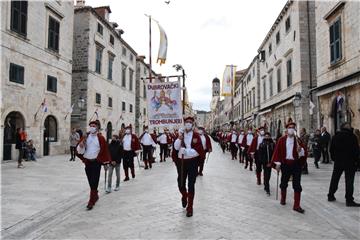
<box><xmin>1</xmin><ymin>142</ymin><xmax>360</xmax><ymax>239</ymax></box>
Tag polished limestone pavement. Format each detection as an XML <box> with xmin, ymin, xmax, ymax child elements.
<box><xmin>1</xmin><ymin>142</ymin><xmax>359</xmax><ymax>239</ymax></box>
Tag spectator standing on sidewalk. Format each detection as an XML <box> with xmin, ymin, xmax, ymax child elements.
<box><xmin>328</xmin><ymin>122</ymin><xmax>360</xmax><ymax>207</ymax></box>
<box><xmin>76</xmin><ymin>121</ymin><xmax>111</xmax><ymax>210</ymax></box>
<box><xmin>69</xmin><ymin>128</ymin><xmax>80</xmax><ymax>161</ymax></box>
<box><xmin>26</xmin><ymin>139</ymin><xmax>37</xmax><ymax>161</ymax></box>
<box><xmin>300</xmin><ymin>128</ymin><xmax>310</xmax><ymax>174</ymax></box>
<box><xmin>312</xmin><ymin>129</ymin><xmax>322</xmax><ymax>168</ymax></box>
<box><xmin>320</xmin><ymin>126</ymin><xmax>331</xmax><ymax>163</ymax></box>
<box><xmin>259</xmin><ymin>132</ymin><xmax>275</xmax><ymax>195</ymax></box>
<box><xmin>106</xmin><ymin>135</ymin><xmax>122</xmax><ymax>193</ymax></box>
<box><xmin>354</xmin><ymin>129</ymin><xmax>360</xmax><ymax>171</ymax></box>
<box><xmin>15</xmin><ymin>128</ymin><xmax>27</xmax><ymax>168</ymax></box>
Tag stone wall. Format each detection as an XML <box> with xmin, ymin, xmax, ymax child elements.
<box><xmin>1</xmin><ymin>1</ymin><xmax>74</xmax><ymax>161</ymax></box>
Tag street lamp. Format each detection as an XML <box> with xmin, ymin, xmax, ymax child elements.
<box><xmin>173</xmin><ymin>64</ymin><xmax>186</xmax><ymax>115</ymax></box>
<box><xmin>292</xmin><ymin>92</ymin><xmax>302</xmax><ymax>123</ymax></box>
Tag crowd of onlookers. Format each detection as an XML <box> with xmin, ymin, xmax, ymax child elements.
<box><xmin>15</xmin><ymin>128</ymin><xmax>36</xmax><ymax>168</ymax></box>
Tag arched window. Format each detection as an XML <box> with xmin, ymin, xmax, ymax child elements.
<box><xmin>44</xmin><ymin>115</ymin><xmax>57</xmax><ymax>142</ymax></box>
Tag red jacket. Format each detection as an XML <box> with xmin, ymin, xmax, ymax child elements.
<box><xmin>241</xmin><ymin>133</ymin><xmax>254</xmax><ymax>148</ymax></box>
<box><xmin>172</xmin><ymin>132</ymin><xmax>206</xmax><ymax>162</ymax></box>
<box><xmin>204</xmin><ymin>134</ymin><xmax>212</xmax><ymax>152</ymax></box>
<box><xmin>228</xmin><ymin>133</ymin><xmax>238</xmax><ymax>143</ymax></box>
<box><xmin>76</xmin><ymin>133</ymin><xmax>111</xmax><ymax>165</ymax></box>
<box><xmin>248</xmin><ymin>135</ymin><xmax>261</xmax><ymax>154</ymax></box>
<box><xmin>150</xmin><ymin>133</ymin><xmax>157</xmax><ymax>143</ymax></box>
<box><xmin>271</xmin><ymin>135</ymin><xmax>308</xmax><ymax>167</ymax></box>
<box><xmin>166</xmin><ymin>133</ymin><xmax>172</xmax><ymax>144</ymax></box>
<box><xmin>128</xmin><ymin>133</ymin><xmax>141</xmax><ymax>151</ymax></box>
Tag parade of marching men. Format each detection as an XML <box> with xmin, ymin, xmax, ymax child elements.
<box><xmin>1</xmin><ymin>0</ymin><xmax>360</xmax><ymax>239</ymax></box>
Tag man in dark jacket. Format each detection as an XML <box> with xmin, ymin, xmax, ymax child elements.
<box><xmin>259</xmin><ymin>132</ymin><xmax>275</xmax><ymax>195</ymax></box>
<box><xmin>106</xmin><ymin>135</ymin><xmax>123</xmax><ymax>193</ymax></box>
<box><xmin>320</xmin><ymin>127</ymin><xmax>331</xmax><ymax>163</ymax></box>
<box><xmin>312</xmin><ymin>129</ymin><xmax>322</xmax><ymax>169</ymax></box>
<box><xmin>328</xmin><ymin>122</ymin><xmax>360</xmax><ymax>207</ymax></box>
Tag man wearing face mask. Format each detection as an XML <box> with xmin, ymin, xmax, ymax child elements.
<box><xmin>76</xmin><ymin>121</ymin><xmax>111</xmax><ymax>210</ymax></box>
<box><xmin>172</xmin><ymin>116</ymin><xmax>205</xmax><ymax>217</ymax></box>
<box><xmin>237</xmin><ymin>129</ymin><xmax>245</xmax><ymax>164</ymax></box>
<box><xmin>260</xmin><ymin>132</ymin><xmax>275</xmax><ymax>195</ymax></box>
<box><xmin>248</xmin><ymin>126</ymin><xmax>266</xmax><ymax>185</ymax></box>
<box><xmin>157</xmin><ymin>128</ymin><xmax>170</xmax><ymax>162</ymax></box>
<box><xmin>271</xmin><ymin>120</ymin><xmax>308</xmax><ymax>214</ymax></box>
<box><xmin>242</xmin><ymin>127</ymin><xmax>254</xmax><ymax>171</ymax></box>
<box><xmin>140</xmin><ymin>126</ymin><xmax>156</xmax><ymax>169</ymax></box>
<box><xmin>122</xmin><ymin>125</ymin><xmax>141</xmax><ymax>181</ymax></box>
<box><xmin>229</xmin><ymin>128</ymin><xmax>238</xmax><ymax>160</ymax></box>
<box><xmin>197</xmin><ymin>126</ymin><xmax>212</xmax><ymax>176</ymax></box>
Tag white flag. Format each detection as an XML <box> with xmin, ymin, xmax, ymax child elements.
<box><xmin>156</xmin><ymin>22</ymin><xmax>168</xmax><ymax>66</ymax></box>
<box><xmin>222</xmin><ymin>65</ymin><xmax>236</xmax><ymax>97</ymax></box>
<box><xmin>309</xmin><ymin>100</ymin><xmax>315</xmax><ymax>115</ymax></box>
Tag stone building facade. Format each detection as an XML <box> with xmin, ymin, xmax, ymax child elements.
<box><xmin>71</xmin><ymin>3</ymin><xmax>137</xmax><ymax>141</ymax></box>
<box><xmin>257</xmin><ymin>0</ymin><xmax>317</xmax><ymax>136</ymax></box>
<box><xmin>1</xmin><ymin>1</ymin><xmax>74</xmax><ymax>161</ymax></box>
<box><xmin>312</xmin><ymin>1</ymin><xmax>360</xmax><ymax>135</ymax></box>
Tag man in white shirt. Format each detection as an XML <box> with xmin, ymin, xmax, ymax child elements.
<box><xmin>229</xmin><ymin>129</ymin><xmax>238</xmax><ymax>160</ymax></box>
<box><xmin>76</xmin><ymin>120</ymin><xmax>110</xmax><ymax>210</ymax></box>
<box><xmin>140</xmin><ymin>126</ymin><xmax>156</xmax><ymax>169</ymax></box>
<box><xmin>172</xmin><ymin>117</ymin><xmax>205</xmax><ymax>217</ymax></box>
<box><xmin>157</xmin><ymin>129</ymin><xmax>169</xmax><ymax>162</ymax></box>
<box><xmin>122</xmin><ymin>125</ymin><xmax>141</xmax><ymax>181</ymax></box>
<box><xmin>237</xmin><ymin>129</ymin><xmax>245</xmax><ymax>163</ymax></box>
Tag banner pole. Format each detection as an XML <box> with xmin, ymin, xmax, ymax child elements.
<box><xmin>149</xmin><ymin>15</ymin><xmax>153</xmax><ymax>83</ymax></box>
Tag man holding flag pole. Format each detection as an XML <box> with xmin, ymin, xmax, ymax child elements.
<box><xmin>197</xmin><ymin>126</ymin><xmax>212</xmax><ymax>176</ymax></box>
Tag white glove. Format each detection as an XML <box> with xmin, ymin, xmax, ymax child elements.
<box><xmin>275</xmin><ymin>162</ymin><xmax>281</xmax><ymax>171</ymax></box>
<box><xmin>299</xmin><ymin>148</ymin><xmax>305</xmax><ymax>157</ymax></box>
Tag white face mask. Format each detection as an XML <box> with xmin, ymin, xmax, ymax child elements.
<box><xmin>260</xmin><ymin>130</ymin><xmax>265</xmax><ymax>136</ymax></box>
<box><xmin>198</xmin><ymin>130</ymin><xmax>204</xmax><ymax>135</ymax></box>
<box><xmin>145</xmin><ymin>129</ymin><xmax>149</xmax><ymax>133</ymax></box>
<box><xmin>233</xmin><ymin>131</ymin><xmax>236</xmax><ymax>134</ymax></box>
<box><xmin>287</xmin><ymin>128</ymin><xmax>295</xmax><ymax>136</ymax></box>
<box><xmin>125</xmin><ymin>129</ymin><xmax>131</xmax><ymax>134</ymax></box>
<box><xmin>185</xmin><ymin>123</ymin><xmax>193</xmax><ymax>130</ymax></box>
<box><xmin>248</xmin><ymin>131</ymin><xmax>252</xmax><ymax>134</ymax></box>
<box><xmin>240</xmin><ymin>132</ymin><xmax>244</xmax><ymax>135</ymax></box>
<box><xmin>89</xmin><ymin>127</ymin><xmax>97</xmax><ymax>134</ymax></box>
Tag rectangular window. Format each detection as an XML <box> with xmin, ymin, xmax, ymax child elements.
<box><xmin>263</xmin><ymin>79</ymin><xmax>266</xmax><ymax>101</ymax></box>
<box><xmin>285</xmin><ymin>16</ymin><xmax>291</xmax><ymax>32</ymax></box>
<box><xmin>277</xmin><ymin>67</ymin><xmax>281</xmax><ymax>92</ymax></box>
<box><xmin>95</xmin><ymin>93</ymin><xmax>101</xmax><ymax>105</ymax></box>
<box><xmin>48</xmin><ymin>16</ymin><xmax>60</xmax><ymax>52</ymax></box>
<box><xmin>109</xmin><ymin>34</ymin><xmax>114</xmax><ymax>45</ymax></box>
<box><xmin>108</xmin><ymin>97</ymin><xmax>112</xmax><ymax>108</ymax></box>
<box><xmin>122</xmin><ymin>101</ymin><xmax>126</xmax><ymax>111</ymax></box>
<box><xmin>97</xmin><ymin>23</ymin><xmax>103</xmax><ymax>35</ymax></box>
<box><xmin>10</xmin><ymin>0</ymin><xmax>28</xmax><ymax>36</ymax></box>
<box><xmin>47</xmin><ymin>75</ymin><xmax>57</xmax><ymax>93</ymax></box>
<box><xmin>95</xmin><ymin>47</ymin><xmax>102</xmax><ymax>74</ymax></box>
<box><xmin>130</xmin><ymin>54</ymin><xmax>134</xmax><ymax>62</ymax></box>
<box><xmin>286</xmin><ymin>59</ymin><xmax>292</xmax><ymax>87</ymax></box>
<box><xmin>122</xmin><ymin>47</ymin><xmax>127</xmax><ymax>56</ymax></box>
<box><xmin>9</xmin><ymin>63</ymin><xmax>24</xmax><ymax>84</ymax></box>
<box><xmin>129</xmin><ymin>69</ymin><xmax>134</xmax><ymax>91</ymax></box>
<box><xmin>143</xmin><ymin>84</ymin><xmax>147</xmax><ymax>98</ymax></box>
<box><xmin>268</xmin><ymin>43</ymin><xmax>272</xmax><ymax>56</ymax></box>
<box><xmin>329</xmin><ymin>18</ymin><xmax>342</xmax><ymax>64</ymax></box>
<box><xmin>252</xmin><ymin>89</ymin><xmax>255</xmax><ymax>108</ymax></box>
<box><xmin>276</xmin><ymin>31</ymin><xmax>280</xmax><ymax>44</ymax></box>
<box><xmin>108</xmin><ymin>56</ymin><xmax>113</xmax><ymax>80</ymax></box>
<box><xmin>121</xmin><ymin>64</ymin><xmax>127</xmax><ymax>87</ymax></box>
<box><xmin>269</xmin><ymin>73</ymin><xmax>273</xmax><ymax>97</ymax></box>
<box><xmin>143</xmin><ymin>108</ymin><xmax>146</xmax><ymax>116</ymax></box>
<box><xmin>129</xmin><ymin>104</ymin><xmax>133</xmax><ymax>113</ymax></box>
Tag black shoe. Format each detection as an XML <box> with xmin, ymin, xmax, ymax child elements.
<box><xmin>182</xmin><ymin>198</ymin><xmax>187</xmax><ymax>208</ymax></box>
<box><xmin>328</xmin><ymin>195</ymin><xmax>336</xmax><ymax>202</ymax></box>
<box><xmin>266</xmin><ymin>191</ymin><xmax>270</xmax><ymax>196</ymax></box>
<box><xmin>186</xmin><ymin>210</ymin><xmax>193</xmax><ymax>217</ymax></box>
<box><xmin>124</xmin><ymin>177</ymin><xmax>130</xmax><ymax>182</ymax></box>
<box><xmin>346</xmin><ymin>201</ymin><xmax>360</xmax><ymax>207</ymax></box>
<box><xmin>144</xmin><ymin>166</ymin><xmax>149</xmax><ymax>170</ymax></box>
<box><xmin>315</xmin><ymin>163</ymin><xmax>319</xmax><ymax>169</ymax></box>
<box><xmin>293</xmin><ymin>207</ymin><xmax>305</xmax><ymax>214</ymax></box>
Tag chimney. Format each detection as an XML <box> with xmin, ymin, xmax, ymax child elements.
<box><xmin>116</xmin><ymin>29</ymin><xmax>124</xmax><ymax>37</ymax></box>
<box><xmin>137</xmin><ymin>55</ymin><xmax>146</xmax><ymax>61</ymax></box>
<box><xmin>94</xmin><ymin>6</ymin><xmax>111</xmax><ymax>21</ymax></box>
<box><xmin>75</xmin><ymin>0</ymin><xmax>85</xmax><ymax>7</ymax></box>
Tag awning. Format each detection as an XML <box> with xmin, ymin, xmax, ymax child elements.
<box><xmin>315</xmin><ymin>78</ymin><xmax>359</xmax><ymax>97</ymax></box>
<box><xmin>275</xmin><ymin>98</ymin><xmax>294</xmax><ymax>110</ymax></box>
<box><xmin>258</xmin><ymin>109</ymin><xmax>272</xmax><ymax>116</ymax></box>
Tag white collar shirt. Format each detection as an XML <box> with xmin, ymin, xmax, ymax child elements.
<box><xmin>123</xmin><ymin>134</ymin><xmax>132</xmax><ymax>151</ymax></box>
<box><xmin>83</xmin><ymin>134</ymin><xmax>100</xmax><ymax>160</ymax></box>
<box><xmin>141</xmin><ymin>133</ymin><xmax>154</xmax><ymax>146</ymax></box>
<box><xmin>286</xmin><ymin>136</ymin><xmax>295</xmax><ymax>160</ymax></box>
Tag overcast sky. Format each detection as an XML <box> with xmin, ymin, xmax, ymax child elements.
<box><xmin>86</xmin><ymin>0</ymin><xmax>287</xmax><ymax>111</ymax></box>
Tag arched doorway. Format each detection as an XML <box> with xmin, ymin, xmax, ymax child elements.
<box><xmin>106</xmin><ymin>121</ymin><xmax>112</xmax><ymax>143</ymax></box>
<box><xmin>3</xmin><ymin>111</ymin><xmax>25</xmax><ymax>160</ymax></box>
<box><xmin>44</xmin><ymin>115</ymin><xmax>57</xmax><ymax>156</ymax></box>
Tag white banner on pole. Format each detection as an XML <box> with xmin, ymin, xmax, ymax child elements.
<box><xmin>146</xmin><ymin>81</ymin><xmax>183</xmax><ymax>128</ymax></box>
